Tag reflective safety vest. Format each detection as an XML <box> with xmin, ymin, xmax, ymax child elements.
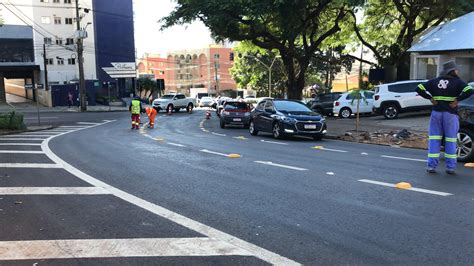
<box><xmin>131</xmin><ymin>100</ymin><xmax>141</xmax><ymax>114</ymax></box>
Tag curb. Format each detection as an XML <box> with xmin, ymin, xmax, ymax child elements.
<box><xmin>0</xmin><ymin>125</ymin><xmax>54</xmax><ymax>136</ymax></box>
<box><xmin>324</xmin><ymin>134</ymin><xmax>427</xmax><ymax>150</ymax></box>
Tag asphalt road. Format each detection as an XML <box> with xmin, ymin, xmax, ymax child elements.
<box><xmin>1</xmin><ymin>109</ymin><xmax>473</xmax><ymax>265</ymax></box>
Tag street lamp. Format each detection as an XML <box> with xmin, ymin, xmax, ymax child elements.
<box><xmin>245</xmin><ymin>55</ymin><xmax>281</xmax><ymax>97</ymax></box>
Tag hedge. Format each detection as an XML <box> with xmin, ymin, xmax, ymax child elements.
<box><xmin>0</xmin><ymin>111</ymin><xmax>26</xmax><ymax>130</ymax></box>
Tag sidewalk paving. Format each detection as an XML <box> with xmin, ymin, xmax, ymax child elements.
<box><xmin>0</xmin><ymin>103</ymin><xmax>129</xmax><ymax>113</ymax></box>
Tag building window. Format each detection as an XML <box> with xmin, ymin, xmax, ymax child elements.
<box><xmin>54</xmin><ymin>17</ymin><xmax>61</xmax><ymax>24</ymax></box>
<box><xmin>214</xmin><ymin>54</ymin><xmax>220</xmax><ymax>59</ymax></box>
<box><xmin>416</xmin><ymin>57</ymin><xmax>438</xmax><ymax>80</ymax></box>
<box><xmin>64</xmin><ymin>0</ymin><xmax>71</xmax><ymax>3</ymax></box>
<box><xmin>55</xmin><ymin>38</ymin><xmax>63</xmax><ymax>45</ymax></box>
<box><xmin>53</xmin><ymin>0</ymin><xmax>60</xmax><ymax>3</ymax></box>
<box><xmin>40</xmin><ymin>0</ymin><xmax>49</xmax><ymax>2</ymax></box>
<box><xmin>57</xmin><ymin>58</ymin><xmax>64</xmax><ymax>65</ymax></box>
<box><xmin>65</xmin><ymin>18</ymin><xmax>73</xmax><ymax>24</ymax></box>
<box><xmin>68</xmin><ymin>58</ymin><xmax>76</xmax><ymax>65</ymax></box>
<box><xmin>66</xmin><ymin>38</ymin><xmax>74</xmax><ymax>45</ymax></box>
<box><xmin>46</xmin><ymin>58</ymin><xmax>54</xmax><ymax>65</ymax></box>
<box><xmin>44</xmin><ymin>37</ymin><xmax>52</xmax><ymax>45</ymax></box>
<box><xmin>41</xmin><ymin>16</ymin><xmax>51</xmax><ymax>24</ymax></box>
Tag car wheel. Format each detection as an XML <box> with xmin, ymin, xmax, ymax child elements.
<box><xmin>383</xmin><ymin>104</ymin><xmax>399</xmax><ymax>119</ymax></box>
<box><xmin>186</xmin><ymin>103</ymin><xmax>193</xmax><ymax>113</ymax></box>
<box><xmin>272</xmin><ymin>122</ymin><xmax>283</xmax><ymax>139</ymax></box>
<box><xmin>339</xmin><ymin>107</ymin><xmax>352</xmax><ymax>119</ymax></box>
<box><xmin>457</xmin><ymin>128</ymin><xmax>474</xmax><ymax>162</ymax></box>
<box><xmin>249</xmin><ymin>121</ymin><xmax>258</xmax><ymax>136</ymax></box>
<box><xmin>167</xmin><ymin>104</ymin><xmax>173</xmax><ymax>113</ymax></box>
<box><xmin>220</xmin><ymin>119</ymin><xmax>226</xmax><ymax>129</ymax></box>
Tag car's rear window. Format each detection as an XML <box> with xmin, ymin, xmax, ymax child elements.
<box><xmin>225</xmin><ymin>102</ymin><xmax>248</xmax><ymax>110</ymax></box>
<box><xmin>387</xmin><ymin>83</ymin><xmax>418</xmax><ymax>93</ymax></box>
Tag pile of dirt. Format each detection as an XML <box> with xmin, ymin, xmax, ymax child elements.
<box><xmin>338</xmin><ymin>129</ymin><xmax>428</xmax><ymax>149</ymax></box>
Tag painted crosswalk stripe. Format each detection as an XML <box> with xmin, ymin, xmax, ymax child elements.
<box><xmin>381</xmin><ymin>155</ymin><xmax>426</xmax><ymax>162</ymax></box>
<box><xmin>0</xmin><ymin>138</ymin><xmax>46</xmax><ymax>141</ymax></box>
<box><xmin>0</xmin><ymin>163</ymin><xmax>62</xmax><ymax>168</ymax></box>
<box><xmin>0</xmin><ymin>187</ymin><xmax>111</xmax><ymax>195</ymax></box>
<box><xmin>358</xmin><ymin>179</ymin><xmax>452</xmax><ymax>196</ymax></box>
<box><xmin>254</xmin><ymin>161</ymin><xmax>308</xmax><ymax>171</ymax></box>
<box><xmin>2</xmin><ymin>135</ymin><xmax>51</xmax><ymax>138</ymax></box>
<box><xmin>0</xmin><ymin>238</ymin><xmax>253</xmax><ymax>260</ymax></box>
<box><xmin>0</xmin><ymin>143</ymin><xmax>42</xmax><ymax>146</ymax></box>
<box><xmin>0</xmin><ymin>150</ymin><xmax>44</xmax><ymax>154</ymax></box>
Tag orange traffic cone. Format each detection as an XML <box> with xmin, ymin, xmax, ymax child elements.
<box><xmin>205</xmin><ymin>110</ymin><xmax>211</xmax><ymax>119</ymax></box>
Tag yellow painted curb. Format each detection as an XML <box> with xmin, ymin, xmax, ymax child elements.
<box><xmin>465</xmin><ymin>163</ymin><xmax>474</xmax><ymax>168</ymax></box>
<box><xmin>312</xmin><ymin>146</ymin><xmax>323</xmax><ymax>150</ymax></box>
<box><xmin>395</xmin><ymin>182</ymin><xmax>412</xmax><ymax>190</ymax></box>
<box><xmin>227</xmin><ymin>154</ymin><xmax>241</xmax><ymax>158</ymax></box>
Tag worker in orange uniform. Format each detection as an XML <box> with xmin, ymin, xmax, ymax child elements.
<box><xmin>145</xmin><ymin>106</ymin><xmax>159</xmax><ymax>129</ymax></box>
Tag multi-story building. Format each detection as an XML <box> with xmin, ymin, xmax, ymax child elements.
<box><xmin>0</xmin><ymin>0</ymin><xmax>135</xmax><ymax>106</ymax></box>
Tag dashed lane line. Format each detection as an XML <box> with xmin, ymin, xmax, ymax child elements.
<box><xmin>0</xmin><ymin>163</ymin><xmax>62</xmax><ymax>168</ymax></box>
<box><xmin>0</xmin><ymin>187</ymin><xmax>111</xmax><ymax>195</ymax></box>
<box><xmin>211</xmin><ymin>132</ymin><xmax>227</xmax><ymax>137</ymax></box>
<box><xmin>0</xmin><ymin>238</ymin><xmax>252</xmax><ymax>260</ymax></box>
<box><xmin>200</xmin><ymin>149</ymin><xmax>233</xmax><ymax>157</ymax></box>
<box><xmin>0</xmin><ymin>150</ymin><xmax>44</xmax><ymax>154</ymax></box>
<box><xmin>358</xmin><ymin>179</ymin><xmax>452</xmax><ymax>196</ymax></box>
<box><xmin>260</xmin><ymin>140</ymin><xmax>288</xmax><ymax>145</ymax></box>
<box><xmin>168</xmin><ymin>143</ymin><xmax>186</xmax><ymax>147</ymax></box>
<box><xmin>40</xmin><ymin>132</ymin><xmax>296</xmax><ymax>264</ymax></box>
<box><xmin>254</xmin><ymin>161</ymin><xmax>308</xmax><ymax>171</ymax></box>
<box><xmin>381</xmin><ymin>155</ymin><xmax>426</xmax><ymax>162</ymax></box>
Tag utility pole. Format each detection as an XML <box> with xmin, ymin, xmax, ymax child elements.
<box><xmin>42</xmin><ymin>44</ymin><xmax>49</xmax><ymax>91</ymax></box>
<box><xmin>75</xmin><ymin>0</ymin><xmax>86</xmax><ymax>111</ymax></box>
<box><xmin>214</xmin><ymin>61</ymin><xmax>219</xmax><ymax>93</ymax></box>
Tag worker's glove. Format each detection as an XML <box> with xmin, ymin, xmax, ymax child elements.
<box><xmin>430</xmin><ymin>98</ymin><xmax>438</xmax><ymax>105</ymax></box>
<box><xmin>449</xmin><ymin>99</ymin><xmax>458</xmax><ymax>109</ymax></box>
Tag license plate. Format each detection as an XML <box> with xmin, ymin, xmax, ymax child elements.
<box><xmin>233</xmin><ymin>118</ymin><xmax>242</xmax><ymax>122</ymax></box>
<box><xmin>304</xmin><ymin>124</ymin><xmax>317</xmax><ymax>129</ymax></box>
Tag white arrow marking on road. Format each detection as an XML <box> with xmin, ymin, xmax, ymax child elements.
<box><xmin>200</xmin><ymin>149</ymin><xmax>230</xmax><ymax>157</ymax></box>
<box><xmin>254</xmin><ymin>161</ymin><xmax>308</xmax><ymax>171</ymax></box>
<box><xmin>0</xmin><ymin>150</ymin><xmax>44</xmax><ymax>154</ymax></box>
<box><xmin>211</xmin><ymin>132</ymin><xmax>226</xmax><ymax>137</ymax></box>
<box><xmin>260</xmin><ymin>140</ymin><xmax>288</xmax><ymax>145</ymax></box>
<box><xmin>168</xmin><ymin>143</ymin><xmax>186</xmax><ymax>147</ymax></box>
<box><xmin>0</xmin><ymin>238</ymin><xmax>252</xmax><ymax>260</ymax></box>
<box><xmin>0</xmin><ymin>187</ymin><xmax>111</xmax><ymax>195</ymax></box>
<box><xmin>358</xmin><ymin>179</ymin><xmax>452</xmax><ymax>196</ymax></box>
<box><xmin>0</xmin><ymin>163</ymin><xmax>62</xmax><ymax>168</ymax></box>
<box><xmin>381</xmin><ymin>155</ymin><xmax>426</xmax><ymax>162</ymax></box>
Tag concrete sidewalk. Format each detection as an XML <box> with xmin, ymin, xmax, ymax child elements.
<box><xmin>0</xmin><ymin>103</ymin><xmax>129</xmax><ymax>113</ymax></box>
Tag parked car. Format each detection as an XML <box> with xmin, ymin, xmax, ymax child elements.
<box><xmin>457</xmin><ymin>82</ymin><xmax>474</xmax><ymax>162</ymax></box>
<box><xmin>333</xmin><ymin>91</ymin><xmax>374</xmax><ymax>118</ymax></box>
<box><xmin>307</xmin><ymin>93</ymin><xmax>342</xmax><ymax>116</ymax></box>
<box><xmin>215</xmin><ymin>97</ymin><xmax>232</xmax><ymax>116</ymax></box>
<box><xmin>244</xmin><ymin>95</ymin><xmax>258</xmax><ymax>104</ymax></box>
<box><xmin>199</xmin><ymin>97</ymin><xmax>214</xmax><ymax>108</ymax></box>
<box><xmin>219</xmin><ymin>101</ymin><xmax>251</xmax><ymax>128</ymax></box>
<box><xmin>152</xmin><ymin>93</ymin><xmax>196</xmax><ymax>113</ymax></box>
<box><xmin>373</xmin><ymin>80</ymin><xmax>430</xmax><ymax>119</ymax></box>
<box><xmin>249</xmin><ymin>99</ymin><xmax>327</xmax><ymax>140</ymax></box>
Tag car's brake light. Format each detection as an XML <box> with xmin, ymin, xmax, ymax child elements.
<box><xmin>375</xmin><ymin>95</ymin><xmax>380</xmax><ymax>101</ymax></box>
<box><xmin>335</xmin><ymin>101</ymin><xmax>340</xmax><ymax>106</ymax></box>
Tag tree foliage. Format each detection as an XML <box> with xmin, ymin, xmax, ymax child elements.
<box><xmin>161</xmin><ymin>0</ymin><xmax>363</xmax><ymax>99</ymax></box>
<box><xmin>137</xmin><ymin>76</ymin><xmax>157</xmax><ymax>99</ymax></box>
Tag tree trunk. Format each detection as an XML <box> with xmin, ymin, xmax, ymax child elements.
<box><xmin>356</xmin><ymin>97</ymin><xmax>360</xmax><ymax>132</ymax></box>
<box><xmin>281</xmin><ymin>54</ymin><xmax>307</xmax><ymax>100</ymax></box>
<box><xmin>0</xmin><ymin>74</ymin><xmax>6</xmax><ymax>103</ymax></box>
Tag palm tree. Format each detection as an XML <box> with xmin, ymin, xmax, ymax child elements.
<box><xmin>137</xmin><ymin>77</ymin><xmax>156</xmax><ymax>102</ymax></box>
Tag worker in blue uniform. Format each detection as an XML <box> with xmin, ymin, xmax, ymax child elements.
<box><xmin>416</xmin><ymin>61</ymin><xmax>473</xmax><ymax>175</ymax></box>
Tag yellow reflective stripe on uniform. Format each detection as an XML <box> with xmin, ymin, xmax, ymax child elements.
<box><xmin>445</xmin><ymin>154</ymin><xmax>457</xmax><ymax>159</ymax></box>
<box><xmin>418</xmin><ymin>84</ymin><xmax>426</xmax><ymax>91</ymax></box>
<box><xmin>463</xmin><ymin>86</ymin><xmax>473</xmax><ymax>93</ymax></box>
<box><xmin>432</xmin><ymin>96</ymin><xmax>457</xmax><ymax>101</ymax></box>
<box><xmin>429</xmin><ymin>135</ymin><xmax>442</xmax><ymax>140</ymax></box>
<box><xmin>445</xmin><ymin>137</ymin><xmax>457</xmax><ymax>142</ymax></box>
<box><xmin>428</xmin><ymin>153</ymin><xmax>440</xmax><ymax>158</ymax></box>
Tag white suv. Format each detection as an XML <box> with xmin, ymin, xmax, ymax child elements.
<box><xmin>373</xmin><ymin>80</ymin><xmax>430</xmax><ymax>119</ymax></box>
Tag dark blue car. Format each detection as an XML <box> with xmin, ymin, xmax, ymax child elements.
<box><xmin>249</xmin><ymin>99</ymin><xmax>327</xmax><ymax>140</ymax></box>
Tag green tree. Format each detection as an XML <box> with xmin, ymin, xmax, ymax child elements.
<box><xmin>350</xmin><ymin>0</ymin><xmax>474</xmax><ymax>81</ymax></box>
<box><xmin>137</xmin><ymin>76</ymin><xmax>157</xmax><ymax>101</ymax></box>
<box><xmin>161</xmin><ymin>0</ymin><xmax>362</xmax><ymax>100</ymax></box>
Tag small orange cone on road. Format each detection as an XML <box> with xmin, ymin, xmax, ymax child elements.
<box><xmin>395</xmin><ymin>182</ymin><xmax>412</xmax><ymax>190</ymax></box>
<box><xmin>227</xmin><ymin>154</ymin><xmax>241</xmax><ymax>158</ymax></box>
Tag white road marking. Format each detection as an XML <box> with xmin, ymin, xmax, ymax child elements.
<box><xmin>0</xmin><ymin>150</ymin><xmax>44</xmax><ymax>154</ymax></box>
<box><xmin>0</xmin><ymin>163</ymin><xmax>62</xmax><ymax>168</ymax></box>
<box><xmin>358</xmin><ymin>179</ymin><xmax>452</xmax><ymax>196</ymax></box>
<box><xmin>168</xmin><ymin>143</ymin><xmax>186</xmax><ymax>147</ymax></box>
<box><xmin>0</xmin><ymin>187</ymin><xmax>111</xmax><ymax>195</ymax></box>
<box><xmin>319</xmin><ymin>148</ymin><xmax>348</xmax><ymax>153</ymax></box>
<box><xmin>2</xmin><ymin>135</ymin><xmax>51</xmax><ymax>138</ymax></box>
<box><xmin>41</xmin><ymin>130</ymin><xmax>296</xmax><ymax>265</ymax></box>
<box><xmin>211</xmin><ymin>132</ymin><xmax>226</xmax><ymax>137</ymax></box>
<box><xmin>0</xmin><ymin>238</ymin><xmax>252</xmax><ymax>260</ymax></box>
<box><xmin>59</xmin><ymin>126</ymin><xmax>88</xmax><ymax>128</ymax></box>
<box><xmin>76</xmin><ymin>122</ymin><xmax>100</xmax><ymax>125</ymax></box>
<box><xmin>0</xmin><ymin>143</ymin><xmax>41</xmax><ymax>146</ymax></box>
<box><xmin>200</xmin><ymin>149</ymin><xmax>230</xmax><ymax>157</ymax></box>
<box><xmin>254</xmin><ymin>161</ymin><xmax>308</xmax><ymax>171</ymax></box>
<box><xmin>381</xmin><ymin>155</ymin><xmax>426</xmax><ymax>162</ymax></box>
<box><xmin>0</xmin><ymin>138</ymin><xmax>46</xmax><ymax>141</ymax></box>
<box><xmin>260</xmin><ymin>140</ymin><xmax>288</xmax><ymax>145</ymax></box>
<box><xmin>361</xmin><ymin>152</ymin><xmax>368</xmax><ymax>155</ymax></box>
<box><xmin>326</xmin><ymin>172</ymin><xmax>335</xmax><ymax>175</ymax></box>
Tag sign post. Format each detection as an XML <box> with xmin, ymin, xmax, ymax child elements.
<box><xmin>25</xmin><ymin>84</ymin><xmax>41</xmax><ymax>126</ymax></box>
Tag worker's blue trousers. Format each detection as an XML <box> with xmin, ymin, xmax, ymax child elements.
<box><xmin>428</xmin><ymin>111</ymin><xmax>459</xmax><ymax>170</ymax></box>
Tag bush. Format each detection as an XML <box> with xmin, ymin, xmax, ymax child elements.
<box><xmin>0</xmin><ymin>111</ymin><xmax>26</xmax><ymax>130</ymax></box>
